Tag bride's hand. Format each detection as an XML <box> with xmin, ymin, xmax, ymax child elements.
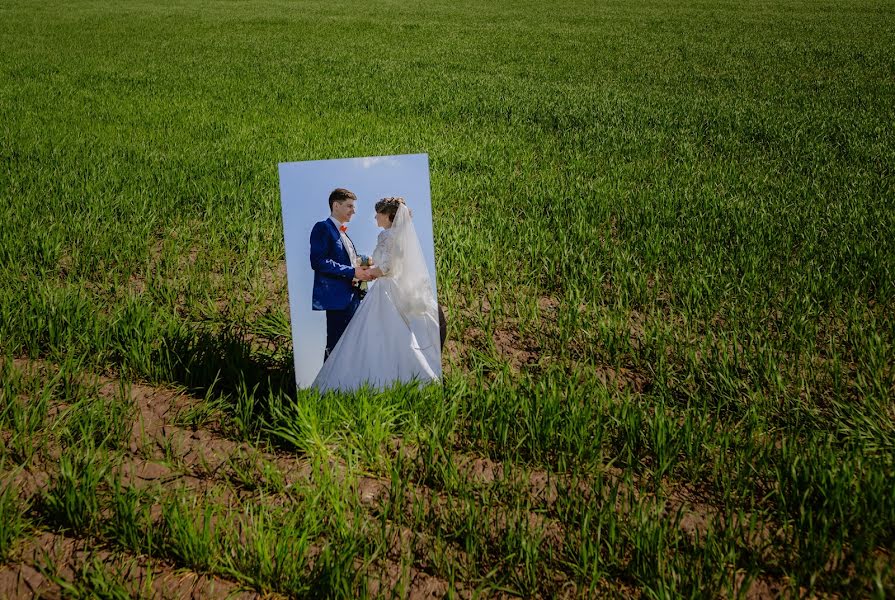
<box><xmin>355</xmin><ymin>267</ymin><xmax>376</xmax><ymax>281</ymax></box>
<box><xmin>367</xmin><ymin>267</ymin><xmax>383</xmax><ymax>279</ymax></box>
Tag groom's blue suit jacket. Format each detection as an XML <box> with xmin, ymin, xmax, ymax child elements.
<box><xmin>310</xmin><ymin>218</ymin><xmax>356</xmax><ymax>311</ymax></box>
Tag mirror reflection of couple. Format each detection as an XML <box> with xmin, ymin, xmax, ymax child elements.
<box><xmin>310</xmin><ymin>188</ymin><xmax>442</xmax><ymax>391</ymax></box>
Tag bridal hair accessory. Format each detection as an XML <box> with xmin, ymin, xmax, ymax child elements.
<box><xmin>375</xmin><ymin>197</ymin><xmax>411</xmax><ymax>222</ymax></box>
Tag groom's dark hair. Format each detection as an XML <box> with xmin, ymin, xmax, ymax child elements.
<box><xmin>329</xmin><ymin>188</ymin><xmax>357</xmax><ymax>210</ymax></box>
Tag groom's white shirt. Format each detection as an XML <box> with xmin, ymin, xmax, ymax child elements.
<box><xmin>329</xmin><ymin>216</ymin><xmax>358</xmax><ymax>268</ymax></box>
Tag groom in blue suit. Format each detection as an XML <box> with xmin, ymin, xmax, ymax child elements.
<box><xmin>310</xmin><ymin>188</ymin><xmax>376</xmax><ymax>360</ymax></box>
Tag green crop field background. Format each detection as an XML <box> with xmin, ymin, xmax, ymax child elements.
<box><xmin>1</xmin><ymin>0</ymin><xmax>893</xmax><ymax>597</ymax></box>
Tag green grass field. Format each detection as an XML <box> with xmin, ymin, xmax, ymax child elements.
<box><xmin>1</xmin><ymin>0</ymin><xmax>893</xmax><ymax>597</ymax></box>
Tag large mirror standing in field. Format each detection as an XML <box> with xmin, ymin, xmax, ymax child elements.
<box><xmin>279</xmin><ymin>154</ymin><xmax>441</xmax><ymax>391</ymax></box>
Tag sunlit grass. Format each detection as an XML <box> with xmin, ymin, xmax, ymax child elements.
<box><xmin>0</xmin><ymin>475</ymin><xmax>30</xmax><ymax>562</ymax></box>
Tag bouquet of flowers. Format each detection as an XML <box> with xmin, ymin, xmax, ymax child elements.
<box><xmin>355</xmin><ymin>255</ymin><xmax>372</xmax><ymax>297</ymax></box>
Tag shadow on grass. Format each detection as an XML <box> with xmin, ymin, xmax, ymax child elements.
<box><xmin>155</xmin><ymin>324</ymin><xmax>295</xmax><ymax>407</ymax></box>
<box><xmin>155</xmin><ymin>303</ymin><xmax>448</xmax><ymax>406</ymax></box>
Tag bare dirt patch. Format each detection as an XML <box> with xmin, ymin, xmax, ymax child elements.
<box><xmin>576</xmin><ymin>361</ymin><xmax>652</xmax><ymax>393</ymax></box>
<box><xmin>0</xmin><ymin>531</ymin><xmax>258</xmax><ymax>600</ymax></box>
<box><xmin>492</xmin><ymin>327</ymin><xmax>542</xmax><ymax>371</ymax></box>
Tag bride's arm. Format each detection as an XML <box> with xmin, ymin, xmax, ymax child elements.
<box><xmin>369</xmin><ymin>230</ymin><xmax>393</xmax><ymax>277</ymax></box>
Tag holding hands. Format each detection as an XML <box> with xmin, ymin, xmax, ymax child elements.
<box><xmin>355</xmin><ymin>266</ymin><xmax>377</xmax><ymax>282</ymax></box>
<box><xmin>355</xmin><ymin>255</ymin><xmax>379</xmax><ymax>281</ymax></box>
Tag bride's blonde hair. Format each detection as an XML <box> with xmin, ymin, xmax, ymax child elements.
<box><xmin>374</xmin><ymin>197</ymin><xmax>406</xmax><ymax>223</ymax></box>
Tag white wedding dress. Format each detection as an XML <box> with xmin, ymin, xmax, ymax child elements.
<box><xmin>312</xmin><ymin>205</ymin><xmax>441</xmax><ymax>392</ymax></box>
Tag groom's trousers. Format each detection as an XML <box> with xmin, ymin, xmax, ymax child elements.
<box><xmin>324</xmin><ymin>293</ymin><xmax>361</xmax><ymax>361</ymax></box>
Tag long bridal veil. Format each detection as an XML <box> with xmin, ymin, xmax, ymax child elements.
<box><xmin>390</xmin><ymin>205</ymin><xmax>435</xmax><ymax>314</ymax></box>
<box><xmin>390</xmin><ymin>204</ymin><xmax>441</xmax><ymax>357</ymax></box>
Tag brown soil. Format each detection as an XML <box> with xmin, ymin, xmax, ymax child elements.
<box><xmin>0</xmin><ymin>531</ymin><xmax>259</xmax><ymax>600</ymax></box>
<box><xmin>0</xmin><ymin>359</ymin><xmax>460</xmax><ymax>597</ymax></box>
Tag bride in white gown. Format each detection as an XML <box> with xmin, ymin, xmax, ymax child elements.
<box><xmin>312</xmin><ymin>198</ymin><xmax>441</xmax><ymax>392</ymax></box>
